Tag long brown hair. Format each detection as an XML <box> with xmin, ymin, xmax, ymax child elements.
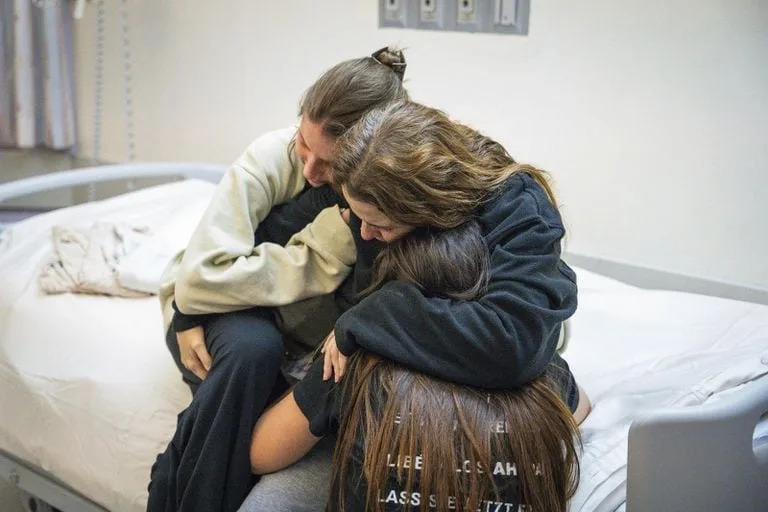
<box><xmin>332</xmin><ymin>101</ymin><xmax>558</xmax><ymax>229</ymax></box>
<box><xmin>330</xmin><ymin>222</ymin><xmax>581</xmax><ymax>511</ymax></box>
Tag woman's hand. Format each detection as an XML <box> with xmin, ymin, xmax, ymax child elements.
<box><xmin>321</xmin><ymin>330</ymin><xmax>347</xmax><ymax>382</ymax></box>
<box><xmin>176</xmin><ymin>326</ymin><xmax>212</xmax><ymax>381</ymax></box>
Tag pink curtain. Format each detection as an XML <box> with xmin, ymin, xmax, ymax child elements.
<box><xmin>0</xmin><ymin>0</ymin><xmax>76</xmax><ymax>150</ymax></box>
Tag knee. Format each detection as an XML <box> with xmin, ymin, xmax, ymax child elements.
<box><xmin>216</xmin><ymin>328</ymin><xmax>284</xmax><ymax>371</ymax></box>
<box><xmin>574</xmin><ymin>385</ymin><xmax>592</xmax><ymax>425</ymax></box>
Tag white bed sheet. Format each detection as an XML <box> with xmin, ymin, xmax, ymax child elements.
<box><xmin>0</xmin><ymin>180</ymin><xmax>766</xmax><ymax>512</ymax></box>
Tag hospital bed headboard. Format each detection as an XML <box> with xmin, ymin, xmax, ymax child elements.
<box><xmin>565</xmin><ymin>252</ymin><xmax>768</xmax><ymax>306</ymax></box>
<box><xmin>0</xmin><ymin>162</ymin><xmax>227</xmax><ymax>203</ymax></box>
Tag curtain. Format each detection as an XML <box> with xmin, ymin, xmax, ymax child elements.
<box><xmin>0</xmin><ymin>0</ymin><xmax>76</xmax><ymax>150</ymax></box>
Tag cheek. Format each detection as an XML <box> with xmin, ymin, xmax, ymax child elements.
<box><xmin>317</xmin><ymin>165</ymin><xmax>332</xmax><ymax>182</ymax></box>
<box><xmin>382</xmin><ymin>229</ymin><xmax>407</xmax><ymax>243</ymax></box>
<box><xmin>296</xmin><ymin>144</ymin><xmax>307</xmax><ymax>164</ymax></box>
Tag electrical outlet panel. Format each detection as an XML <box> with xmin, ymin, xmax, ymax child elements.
<box><xmin>379</xmin><ymin>0</ymin><xmax>410</xmax><ymax>28</ymax></box>
<box><xmin>455</xmin><ymin>0</ymin><xmax>488</xmax><ymax>33</ymax></box>
<box><xmin>379</xmin><ymin>0</ymin><xmax>530</xmax><ymax>36</ymax></box>
<box><xmin>418</xmin><ymin>0</ymin><xmax>447</xmax><ymax>30</ymax></box>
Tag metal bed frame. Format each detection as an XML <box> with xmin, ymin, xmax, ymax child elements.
<box><xmin>0</xmin><ymin>163</ymin><xmax>766</xmax><ymax>512</ymax></box>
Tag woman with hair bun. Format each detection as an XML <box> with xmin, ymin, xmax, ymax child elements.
<box><xmin>148</xmin><ymin>47</ymin><xmax>410</xmax><ymax>512</ymax></box>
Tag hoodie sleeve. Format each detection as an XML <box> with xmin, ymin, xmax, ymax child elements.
<box><xmin>333</xmin><ymin>177</ymin><xmax>577</xmax><ymax>390</ymax></box>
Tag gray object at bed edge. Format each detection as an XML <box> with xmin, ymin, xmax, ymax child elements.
<box><xmin>627</xmin><ymin>376</ymin><xmax>768</xmax><ymax>511</ymax></box>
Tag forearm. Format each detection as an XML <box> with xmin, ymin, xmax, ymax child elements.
<box><xmin>171</xmin><ymin>301</ymin><xmax>209</xmax><ymax>332</ymax></box>
<box><xmin>335</xmin><ymin>258</ymin><xmax>576</xmax><ymax>389</ymax></box>
<box><xmin>175</xmin><ymin>205</ymin><xmax>355</xmax><ymax>313</ymax></box>
<box><xmin>250</xmin><ymin>392</ymin><xmax>321</xmax><ymax>475</ymax></box>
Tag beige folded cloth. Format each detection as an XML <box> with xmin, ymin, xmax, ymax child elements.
<box><xmin>40</xmin><ymin>222</ymin><xmax>151</xmax><ymax>298</ymax></box>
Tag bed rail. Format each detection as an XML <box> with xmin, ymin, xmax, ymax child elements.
<box><xmin>0</xmin><ymin>162</ymin><xmax>227</xmax><ymax>203</ymax></box>
<box><xmin>627</xmin><ymin>376</ymin><xmax>768</xmax><ymax>511</ymax></box>
<box><xmin>0</xmin><ymin>450</ymin><xmax>107</xmax><ymax>512</ymax></box>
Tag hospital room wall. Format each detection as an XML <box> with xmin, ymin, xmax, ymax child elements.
<box><xmin>70</xmin><ymin>0</ymin><xmax>768</xmax><ymax>288</ymax></box>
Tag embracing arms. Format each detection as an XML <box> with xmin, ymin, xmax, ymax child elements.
<box><xmin>333</xmin><ymin>177</ymin><xmax>577</xmax><ymax>390</ymax></box>
<box><xmin>169</xmin><ymin>128</ymin><xmax>355</xmax><ymax>319</ymax></box>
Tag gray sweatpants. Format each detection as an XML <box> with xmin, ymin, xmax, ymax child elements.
<box><xmin>237</xmin><ymin>435</ymin><xmax>334</xmax><ymax>511</ymax></box>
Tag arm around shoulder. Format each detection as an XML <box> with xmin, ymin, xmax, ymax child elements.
<box><xmin>335</xmin><ymin>186</ymin><xmax>577</xmax><ymax>390</ymax></box>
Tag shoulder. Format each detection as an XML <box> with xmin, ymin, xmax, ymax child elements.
<box><xmin>223</xmin><ymin>126</ymin><xmax>306</xmax><ymax>200</ymax></box>
<box><xmin>478</xmin><ymin>173</ymin><xmax>564</xmax><ymax>246</ymax></box>
<box><xmin>238</xmin><ymin>126</ymin><xmax>301</xmax><ymax>176</ymax></box>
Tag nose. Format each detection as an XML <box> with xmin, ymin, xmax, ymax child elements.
<box><xmin>303</xmin><ymin>157</ymin><xmax>329</xmax><ymax>186</ymax></box>
<box><xmin>303</xmin><ymin>158</ymin><xmax>319</xmax><ymax>182</ymax></box>
<box><xmin>360</xmin><ymin>221</ymin><xmax>377</xmax><ymax>241</ymax></box>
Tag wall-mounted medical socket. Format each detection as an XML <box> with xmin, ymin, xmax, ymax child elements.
<box><xmin>379</xmin><ymin>0</ymin><xmax>410</xmax><ymax>28</ymax></box>
<box><xmin>455</xmin><ymin>0</ymin><xmax>489</xmax><ymax>33</ymax></box>
<box><xmin>492</xmin><ymin>0</ymin><xmax>529</xmax><ymax>35</ymax></box>
<box><xmin>378</xmin><ymin>0</ymin><xmax>529</xmax><ymax>36</ymax></box>
<box><xmin>417</xmin><ymin>0</ymin><xmax>448</xmax><ymax>30</ymax></box>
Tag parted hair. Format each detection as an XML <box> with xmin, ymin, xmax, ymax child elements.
<box><xmin>332</xmin><ymin>101</ymin><xmax>557</xmax><ymax>229</ymax></box>
<box><xmin>299</xmin><ymin>47</ymin><xmax>409</xmax><ymax>139</ymax></box>
<box><xmin>363</xmin><ymin>220</ymin><xmax>489</xmax><ymax>299</ymax></box>
<box><xmin>331</xmin><ymin>221</ymin><xmax>581</xmax><ymax>512</ymax></box>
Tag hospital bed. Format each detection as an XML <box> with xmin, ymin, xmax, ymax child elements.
<box><xmin>0</xmin><ymin>164</ymin><xmax>766</xmax><ymax>512</ymax></box>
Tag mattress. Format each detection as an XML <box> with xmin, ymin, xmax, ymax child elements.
<box><xmin>0</xmin><ymin>180</ymin><xmax>215</xmax><ymax>511</ymax></box>
<box><xmin>0</xmin><ymin>180</ymin><xmax>766</xmax><ymax>511</ymax></box>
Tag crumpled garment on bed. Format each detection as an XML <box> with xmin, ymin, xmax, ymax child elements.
<box><xmin>39</xmin><ymin>222</ymin><xmax>152</xmax><ymax>297</ymax></box>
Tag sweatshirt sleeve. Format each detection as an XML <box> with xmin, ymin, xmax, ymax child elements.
<box><xmin>333</xmin><ymin>180</ymin><xmax>578</xmax><ymax>390</ymax></box>
<box><xmin>171</xmin><ymin>301</ymin><xmax>209</xmax><ymax>332</ymax></box>
<box><xmin>174</xmin><ymin>127</ymin><xmax>355</xmax><ymax>314</ymax></box>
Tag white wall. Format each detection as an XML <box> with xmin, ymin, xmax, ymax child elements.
<box><xmin>71</xmin><ymin>0</ymin><xmax>768</xmax><ymax>288</ymax></box>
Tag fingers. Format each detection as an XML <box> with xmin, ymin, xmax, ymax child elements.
<box><xmin>322</xmin><ymin>331</ymin><xmax>335</xmax><ymax>381</ymax></box>
<box><xmin>180</xmin><ymin>348</ymin><xmax>207</xmax><ymax>381</ymax></box>
<box><xmin>321</xmin><ymin>331</ymin><xmax>348</xmax><ymax>383</ymax></box>
<box><xmin>333</xmin><ymin>352</ymin><xmax>348</xmax><ymax>383</ymax></box>
<box><xmin>186</xmin><ymin>343</ymin><xmax>211</xmax><ymax>381</ymax></box>
<box><xmin>177</xmin><ymin>327</ymin><xmax>209</xmax><ymax>381</ymax></box>
<box><xmin>186</xmin><ymin>359</ymin><xmax>208</xmax><ymax>381</ymax></box>
<box><xmin>193</xmin><ymin>342</ymin><xmax>213</xmax><ymax>373</ymax></box>
<box><xmin>323</xmin><ymin>346</ymin><xmax>333</xmax><ymax>382</ymax></box>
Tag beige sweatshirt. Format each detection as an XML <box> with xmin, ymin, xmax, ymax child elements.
<box><xmin>158</xmin><ymin>127</ymin><xmax>356</xmax><ymax>331</ymax></box>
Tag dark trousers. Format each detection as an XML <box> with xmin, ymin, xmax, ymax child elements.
<box><xmin>147</xmin><ymin>308</ymin><xmax>289</xmax><ymax>512</ymax></box>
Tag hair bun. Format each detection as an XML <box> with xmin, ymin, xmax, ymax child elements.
<box><xmin>371</xmin><ymin>46</ymin><xmax>407</xmax><ymax>80</ymax></box>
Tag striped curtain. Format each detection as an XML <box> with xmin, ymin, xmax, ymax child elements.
<box><xmin>0</xmin><ymin>0</ymin><xmax>76</xmax><ymax>150</ymax></box>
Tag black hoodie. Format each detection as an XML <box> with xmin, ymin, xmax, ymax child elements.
<box><xmin>334</xmin><ymin>172</ymin><xmax>577</xmax><ymax>389</ymax></box>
